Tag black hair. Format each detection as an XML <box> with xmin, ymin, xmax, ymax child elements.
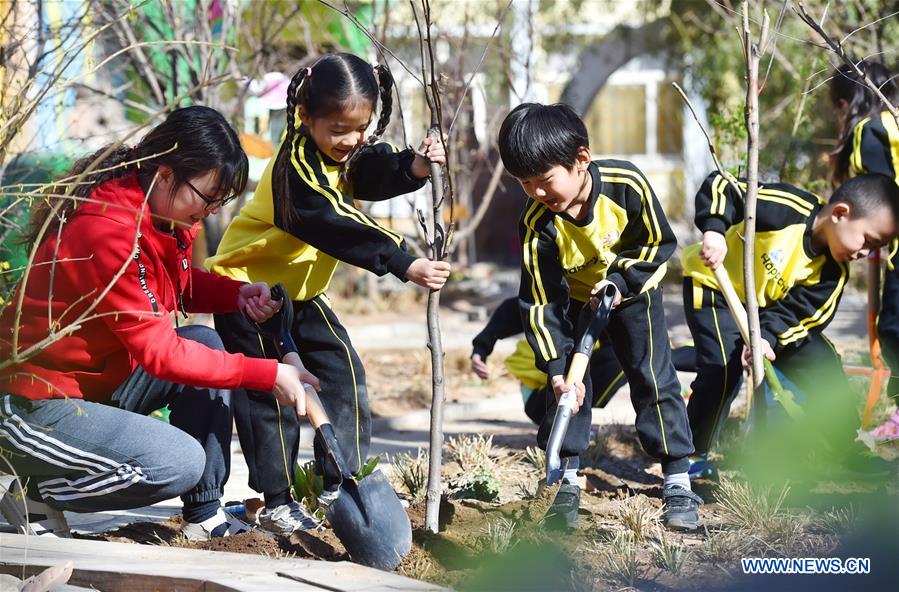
<box><xmin>273</xmin><ymin>53</ymin><xmax>394</xmax><ymax>227</ymax></box>
<box><xmin>24</xmin><ymin>105</ymin><xmax>247</xmax><ymax>244</ymax></box>
<box><xmin>497</xmin><ymin>102</ymin><xmax>589</xmax><ymax>178</ymax></box>
<box><xmin>830</xmin><ymin>173</ymin><xmax>899</xmax><ymax>223</ymax></box>
<box><xmin>829</xmin><ymin>60</ymin><xmax>899</xmax><ymax>184</ymax></box>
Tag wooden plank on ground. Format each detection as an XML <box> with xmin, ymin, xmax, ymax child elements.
<box><xmin>0</xmin><ymin>534</ymin><xmax>442</xmax><ymax>592</ymax></box>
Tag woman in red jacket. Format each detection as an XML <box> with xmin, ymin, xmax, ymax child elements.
<box><xmin>0</xmin><ymin>106</ymin><xmax>317</xmax><ymax>540</ymax></box>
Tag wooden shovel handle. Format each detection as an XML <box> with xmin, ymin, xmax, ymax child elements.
<box><xmin>712</xmin><ymin>266</ymin><xmax>750</xmax><ymax>344</ymax></box>
<box><xmin>283</xmin><ymin>351</ymin><xmax>330</xmax><ymax>429</ymax></box>
<box><xmin>565</xmin><ymin>352</ymin><xmax>590</xmax><ymax>386</ymax></box>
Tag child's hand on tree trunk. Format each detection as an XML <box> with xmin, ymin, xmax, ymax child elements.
<box><xmin>406</xmin><ymin>258</ymin><xmax>451</xmax><ymax>290</ymax></box>
<box><xmin>411</xmin><ymin>137</ymin><xmax>446</xmax><ymax>178</ymax></box>
<box><xmin>742</xmin><ymin>338</ymin><xmax>776</xmax><ymax>369</ymax></box>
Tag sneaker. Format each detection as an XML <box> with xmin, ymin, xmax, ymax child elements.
<box><xmin>181</xmin><ymin>507</ymin><xmax>253</xmax><ymax>541</ymax></box>
<box><xmin>867</xmin><ymin>408</ymin><xmax>899</xmax><ymax>443</ymax></box>
<box><xmin>0</xmin><ymin>481</ymin><xmax>71</xmax><ymax>538</ymax></box>
<box><xmin>546</xmin><ymin>481</ymin><xmax>580</xmax><ymax>530</ymax></box>
<box><xmin>258</xmin><ymin>501</ymin><xmax>320</xmax><ymax>536</ymax></box>
<box><xmin>663</xmin><ymin>485</ymin><xmax>703</xmax><ymax>531</ymax></box>
<box><xmin>317</xmin><ymin>488</ymin><xmax>340</xmax><ymax>511</ymax></box>
<box><xmin>688</xmin><ymin>454</ymin><xmax>718</xmax><ymax>481</ymax></box>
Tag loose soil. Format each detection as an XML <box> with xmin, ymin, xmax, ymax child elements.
<box><xmin>87</xmin><ymin>287</ymin><xmax>898</xmax><ymax>590</ymax></box>
<box><xmin>87</xmin><ymin>422</ymin><xmax>897</xmax><ymax>590</ymax></box>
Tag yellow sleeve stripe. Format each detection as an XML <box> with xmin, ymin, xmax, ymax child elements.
<box><xmin>290</xmin><ymin>136</ymin><xmax>403</xmax><ymax>247</ymax></box>
<box><xmin>757</xmin><ymin>192</ymin><xmax>813</xmax><ymax>216</ymax></box>
<box><xmin>521</xmin><ymin>201</ymin><xmax>557</xmax><ymax>361</ymax></box>
<box><xmin>711</xmin><ymin>173</ymin><xmax>728</xmax><ymax>216</ymax></box>
<box><xmin>597</xmin><ymin>166</ymin><xmax>663</xmax><ymax>270</ymax></box>
<box><xmin>851</xmin><ymin>116</ymin><xmax>872</xmax><ymax>176</ymax></box>
<box><xmin>879</xmin><ymin>111</ymin><xmax>899</xmax><ymax>186</ymax></box>
<box><xmin>709</xmin><ymin>176</ymin><xmax>813</xmax><ymax>220</ymax></box>
<box><xmin>777</xmin><ymin>261</ymin><xmax>848</xmax><ymax>345</ymax></box>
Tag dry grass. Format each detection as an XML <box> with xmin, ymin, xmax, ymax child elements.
<box><xmin>478</xmin><ymin>516</ymin><xmax>518</xmax><ymax>555</ymax></box>
<box><xmin>616</xmin><ymin>495</ymin><xmax>662</xmax><ymax>542</ymax></box>
<box><xmin>702</xmin><ymin>529</ymin><xmax>750</xmax><ymax>563</ymax></box>
<box><xmin>390</xmin><ymin>448</ymin><xmax>429</xmax><ymax>502</ymax></box>
<box><xmin>523</xmin><ymin>445</ymin><xmax>546</xmax><ymax>474</ymax></box>
<box><xmin>651</xmin><ymin>532</ymin><xmax>692</xmax><ymax>575</ymax></box>
<box><xmin>715</xmin><ymin>478</ymin><xmax>810</xmax><ymax>555</ymax></box>
<box><xmin>595</xmin><ymin>531</ymin><xmax>642</xmax><ymax>588</ymax></box>
<box><xmin>446</xmin><ymin>434</ymin><xmax>495</xmax><ymax>473</ymax></box>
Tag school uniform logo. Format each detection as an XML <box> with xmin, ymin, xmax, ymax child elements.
<box><xmin>761</xmin><ymin>249</ymin><xmax>789</xmax><ymax>296</ymax></box>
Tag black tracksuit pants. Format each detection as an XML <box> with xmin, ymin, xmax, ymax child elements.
<box><xmin>684</xmin><ymin>279</ymin><xmax>854</xmax><ymax>454</ymax></box>
<box><xmin>534</xmin><ymin>288</ymin><xmax>694</xmax><ymax>475</ymax></box>
<box><xmin>215</xmin><ymin>294</ymin><xmax>370</xmax><ymax>507</ymax></box>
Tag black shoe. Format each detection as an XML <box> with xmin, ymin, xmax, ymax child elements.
<box><xmin>546</xmin><ymin>481</ymin><xmax>580</xmax><ymax>531</ymax></box>
<box><xmin>663</xmin><ymin>485</ymin><xmax>703</xmax><ymax>531</ymax></box>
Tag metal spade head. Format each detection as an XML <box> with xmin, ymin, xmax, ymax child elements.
<box><xmin>326</xmin><ymin>469</ymin><xmax>413</xmax><ymax>570</ymax></box>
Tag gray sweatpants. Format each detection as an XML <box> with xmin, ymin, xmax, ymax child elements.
<box><xmin>0</xmin><ymin>325</ymin><xmax>232</xmax><ymax>516</ymax></box>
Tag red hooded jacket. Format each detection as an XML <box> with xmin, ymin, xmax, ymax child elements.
<box><xmin>0</xmin><ymin>174</ymin><xmax>278</xmax><ymax>401</ymax></box>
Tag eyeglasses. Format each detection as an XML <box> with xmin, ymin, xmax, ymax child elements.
<box><xmin>184</xmin><ymin>179</ymin><xmax>238</xmax><ymax>212</ymax></box>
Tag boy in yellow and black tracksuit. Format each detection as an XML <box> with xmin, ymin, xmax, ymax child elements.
<box><xmin>682</xmin><ymin>171</ymin><xmax>899</xmax><ymax>457</ymax></box>
<box><xmin>498</xmin><ymin>102</ymin><xmax>700</xmax><ymax>531</ymax></box>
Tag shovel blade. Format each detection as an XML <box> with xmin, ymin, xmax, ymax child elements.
<box><xmin>326</xmin><ymin>469</ymin><xmax>412</xmax><ymax>570</ymax></box>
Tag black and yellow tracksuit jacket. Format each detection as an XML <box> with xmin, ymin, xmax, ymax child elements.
<box><xmin>206</xmin><ymin>130</ymin><xmax>424</xmax><ymax>296</ymax></box>
<box><xmin>849</xmin><ymin>110</ymin><xmax>899</xmax><ymax>268</ymax></box>
<box><xmin>682</xmin><ymin>171</ymin><xmax>848</xmax><ymax>353</ymax></box>
<box><xmin>849</xmin><ymin>110</ymin><xmax>899</xmax><ymax>397</ymax></box>
<box><xmin>206</xmin><ymin>129</ymin><xmax>426</xmax><ymax>500</ymax></box>
<box><xmin>519</xmin><ymin>159</ymin><xmax>675</xmax><ymax>379</ymax></box>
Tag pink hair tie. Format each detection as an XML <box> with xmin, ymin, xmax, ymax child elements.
<box><xmin>305</xmin><ymin>67</ymin><xmax>312</xmax><ymax>78</ymax></box>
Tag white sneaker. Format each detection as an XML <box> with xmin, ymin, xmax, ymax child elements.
<box><xmin>258</xmin><ymin>501</ymin><xmax>320</xmax><ymax>536</ymax></box>
<box><xmin>0</xmin><ymin>481</ymin><xmax>71</xmax><ymax>538</ymax></box>
<box><xmin>181</xmin><ymin>507</ymin><xmax>252</xmax><ymax>541</ymax></box>
<box><xmin>318</xmin><ymin>488</ymin><xmax>340</xmax><ymax>510</ymax></box>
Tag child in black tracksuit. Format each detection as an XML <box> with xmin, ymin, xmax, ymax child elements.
<box><xmin>497</xmin><ymin>102</ymin><xmax>700</xmax><ymax>531</ymax></box>
<box><xmin>206</xmin><ymin>53</ymin><xmax>449</xmax><ymax>536</ymax></box>
<box><xmin>683</xmin><ymin>171</ymin><xmax>899</xmax><ymax>459</ymax></box>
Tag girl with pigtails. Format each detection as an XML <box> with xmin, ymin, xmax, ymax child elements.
<box><xmin>206</xmin><ymin>53</ymin><xmax>449</xmax><ymax>535</ymax></box>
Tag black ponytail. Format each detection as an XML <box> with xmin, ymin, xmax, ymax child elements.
<box><xmin>273</xmin><ymin>67</ymin><xmax>310</xmax><ymax>229</ymax></box>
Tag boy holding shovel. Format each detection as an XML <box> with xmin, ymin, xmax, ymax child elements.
<box><xmin>682</xmin><ymin>172</ymin><xmax>899</xmax><ymax>472</ymax></box>
<box><xmin>498</xmin><ymin>103</ymin><xmax>700</xmax><ymax>531</ymax></box>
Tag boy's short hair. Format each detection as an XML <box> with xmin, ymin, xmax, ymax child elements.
<box><xmin>830</xmin><ymin>173</ymin><xmax>899</xmax><ymax>221</ymax></box>
<box><xmin>497</xmin><ymin>102</ymin><xmax>589</xmax><ymax>178</ymax></box>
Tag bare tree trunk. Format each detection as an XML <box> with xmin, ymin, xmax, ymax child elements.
<box><xmin>424</xmin><ymin>126</ymin><xmax>447</xmax><ymax>533</ymax></box>
<box><xmin>742</xmin><ymin>4</ymin><xmax>769</xmax><ymax>412</ymax></box>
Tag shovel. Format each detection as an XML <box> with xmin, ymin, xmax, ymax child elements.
<box><xmin>711</xmin><ymin>266</ymin><xmax>804</xmax><ymax>419</ymax></box>
<box><xmin>255</xmin><ymin>284</ymin><xmax>412</xmax><ymax>571</ymax></box>
<box><xmin>545</xmin><ymin>284</ymin><xmax>618</xmax><ymax>486</ymax></box>
<box><xmin>527</xmin><ymin>285</ymin><xmax>617</xmax><ymax>521</ymax></box>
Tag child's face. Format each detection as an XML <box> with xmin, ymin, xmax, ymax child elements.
<box><xmin>300</xmin><ymin>103</ymin><xmax>374</xmax><ymax>163</ymax></box>
<box><xmin>149</xmin><ymin>167</ymin><xmax>229</xmax><ymax>229</ymax></box>
<box><xmin>825</xmin><ymin>204</ymin><xmax>896</xmax><ymax>262</ymax></box>
<box><xmin>516</xmin><ymin>150</ymin><xmax>591</xmax><ymax>214</ymax></box>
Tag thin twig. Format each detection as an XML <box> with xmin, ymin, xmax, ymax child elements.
<box><xmin>795</xmin><ymin>1</ymin><xmax>899</xmax><ymax>121</ymax></box>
